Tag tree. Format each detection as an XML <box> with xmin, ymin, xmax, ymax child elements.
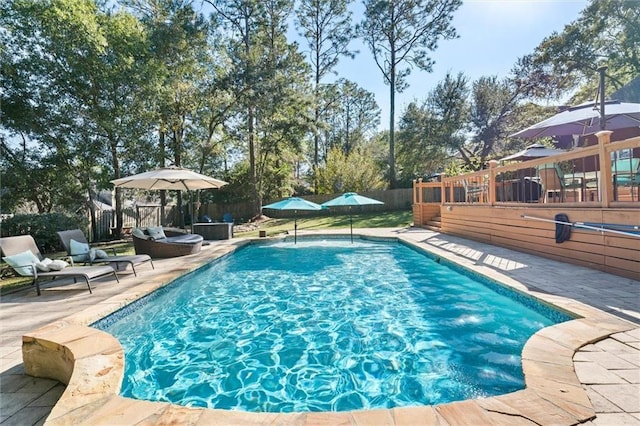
<box><xmin>516</xmin><ymin>0</ymin><xmax>640</xmax><ymax>103</ymax></box>
<box><xmin>316</xmin><ymin>146</ymin><xmax>386</xmax><ymax>194</ymax></box>
<box><xmin>208</xmin><ymin>0</ymin><xmax>266</xmax><ymax>214</ymax></box>
<box><xmin>1</xmin><ymin>0</ymin><xmax>154</xmax><ymax>238</ymax></box>
<box><xmin>396</xmin><ymin>72</ymin><xmax>468</xmax><ymax>182</ymax></box>
<box><xmin>210</xmin><ymin>0</ymin><xmax>313</xmax><ymax>212</ymax></box>
<box><xmin>359</xmin><ymin>0</ymin><xmax>461</xmax><ymax>188</ymax></box>
<box><xmin>296</xmin><ymin>0</ymin><xmax>355</xmax><ymax>192</ymax></box>
<box><xmin>320</xmin><ymin>79</ymin><xmax>380</xmax><ymax>157</ymax></box>
<box><xmin>466</xmin><ymin>76</ymin><xmax>521</xmax><ymax>169</ymax></box>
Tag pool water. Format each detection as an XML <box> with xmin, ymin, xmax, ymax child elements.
<box><xmin>96</xmin><ymin>239</ymin><xmax>570</xmax><ymax>413</ymax></box>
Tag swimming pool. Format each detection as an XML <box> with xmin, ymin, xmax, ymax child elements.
<box><xmin>95</xmin><ymin>238</ymin><xmax>572</xmax><ymax>413</ymax></box>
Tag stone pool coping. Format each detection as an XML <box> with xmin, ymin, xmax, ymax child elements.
<box><xmin>21</xmin><ymin>234</ymin><xmax>637</xmax><ymax>425</ymax></box>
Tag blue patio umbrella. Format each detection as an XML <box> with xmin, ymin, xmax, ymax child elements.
<box><xmin>262</xmin><ymin>197</ymin><xmax>323</xmax><ymax>243</ymax></box>
<box><xmin>321</xmin><ymin>192</ymin><xmax>384</xmax><ymax>242</ymax></box>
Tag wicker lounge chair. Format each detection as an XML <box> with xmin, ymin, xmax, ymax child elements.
<box><xmin>57</xmin><ymin>229</ymin><xmax>154</xmax><ymax>276</ymax></box>
<box><xmin>132</xmin><ymin>227</ymin><xmax>203</xmax><ymax>258</ymax></box>
<box><xmin>0</xmin><ymin>235</ymin><xmax>119</xmax><ymax>295</ymax></box>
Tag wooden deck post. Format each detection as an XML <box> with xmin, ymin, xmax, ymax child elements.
<box><xmin>597</xmin><ymin>130</ymin><xmax>613</xmax><ymax>207</ymax></box>
<box><xmin>488</xmin><ymin>160</ymin><xmax>498</xmax><ymax>206</ymax></box>
<box><xmin>414</xmin><ymin>178</ymin><xmax>423</xmax><ymax>225</ymax></box>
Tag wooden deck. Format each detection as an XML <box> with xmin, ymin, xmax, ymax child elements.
<box><xmin>413</xmin><ymin>131</ymin><xmax>640</xmax><ymax>280</ymax></box>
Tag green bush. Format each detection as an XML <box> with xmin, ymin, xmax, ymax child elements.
<box><xmin>0</xmin><ymin>213</ymin><xmax>87</xmax><ymax>253</ymax></box>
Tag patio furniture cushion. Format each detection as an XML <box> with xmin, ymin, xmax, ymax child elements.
<box><xmin>132</xmin><ymin>227</ymin><xmax>203</xmax><ymax>258</ymax></box>
<box><xmin>57</xmin><ymin>229</ymin><xmax>153</xmax><ymax>276</ymax></box>
<box><xmin>147</xmin><ymin>226</ymin><xmax>167</xmax><ymax>240</ymax></box>
<box><xmin>613</xmin><ymin>158</ymin><xmax>640</xmax><ymax>186</ymax></box>
<box><xmin>70</xmin><ymin>238</ymin><xmax>93</xmax><ymax>262</ymax></box>
<box><xmin>2</xmin><ymin>250</ymin><xmax>40</xmax><ymax>276</ymax></box>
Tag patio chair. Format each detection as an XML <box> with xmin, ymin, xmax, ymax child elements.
<box><xmin>57</xmin><ymin>229</ymin><xmax>154</xmax><ymax>276</ymax></box>
<box><xmin>0</xmin><ymin>235</ymin><xmax>119</xmax><ymax>296</ymax></box>
<box><xmin>612</xmin><ymin>158</ymin><xmax>640</xmax><ymax>201</ymax></box>
<box><xmin>538</xmin><ymin>164</ymin><xmax>583</xmax><ymax>203</ymax></box>
<box><xmin>462</xmin><ymin>179</ymin><xmax>488</xmax><ymax>203</ymax></box>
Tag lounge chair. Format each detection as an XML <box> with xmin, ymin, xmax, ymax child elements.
<box><xmin>612</xmin><ymin>158</ymin><xmax>640</xmax><ymax>201</ymax></box>
<box><xmin>0</xmin><ymin>235</ymin><xmax>119</xmax><ymax>295</ymax></box>
<box><xmin>132</xmin><ymin>227</ymin><xmax>203</xmax><ymax>258</ymax></box>
<box><xmin>462</xmin><ymin>178</ymin><xmax>488</xmax><ymax>203</ymax></box>
<box><xmin>538</xmin><ymin>163</ymin><xmax>583</xmax><ymax>203</ymax></box>
<box><xmin>57</xmin><ymin>229</ymin><xmax>154</xmax><ymax>276</ymax></box>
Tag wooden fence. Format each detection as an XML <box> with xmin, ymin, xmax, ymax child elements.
<box><xmin>91</xmin><ymin>188</ymin><xmax>412</xmax><ymax>241</ymax></box>
<box><xmin>202</xmin><ymin>188</ymin><xmax>413</xmax><ymax>221</ymax></box>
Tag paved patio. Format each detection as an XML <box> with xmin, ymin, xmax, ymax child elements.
<box><xmin>1</xmin><ymin>228</ymin><xmax>638</xmax><ymax>425</ymax></box>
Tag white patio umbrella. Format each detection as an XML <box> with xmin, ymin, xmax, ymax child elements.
<box><xmin>321</xmin><ymin>192</ymin><xmax>384</xmax><ymax>242</ymax></box>
<box><xmin>511</xmin><ymin>100</ymin><xmax>640</xmax><ymax>139</ymax></box>
<box><xmin>499</xmin><ymin>143</ymin><xmax>564</xmax><ymax>162</ymax></box>
<box><xmin>111</xmin><ymin>166</ymin><xmax>228</xmax><ymax>233</ymax></box>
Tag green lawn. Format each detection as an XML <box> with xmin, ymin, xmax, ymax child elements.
<box><xmin>235</xmin><ymin>210</ymin><xmax>413</xmax><ymax>238</ymax></box>
<box><xmin>0</xmin><ymin>210</ymin><xmax>413</xmax><ymax>293</ymax></box>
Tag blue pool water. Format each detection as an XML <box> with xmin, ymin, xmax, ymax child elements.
<box><xmin>95</xmin><ymin>238</ymin><xmax>571</xmax><ymax>413</ymax></box>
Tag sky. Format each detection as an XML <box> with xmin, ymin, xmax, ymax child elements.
<box><xmin>323</xmin><ymin>0</ymin><xmax>590</xmax><ymax>131</ymax></box>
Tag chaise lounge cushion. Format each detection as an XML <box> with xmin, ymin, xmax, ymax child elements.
<box><xmin>2</xmin><ymin>250</ymin><xmax>40</xmax><ymax>276</ymax></box>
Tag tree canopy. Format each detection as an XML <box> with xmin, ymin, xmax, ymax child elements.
<box><xmin>1</xmin><ymin>0</ymin><xmax>638</xmax><ymax>223</ymax></box>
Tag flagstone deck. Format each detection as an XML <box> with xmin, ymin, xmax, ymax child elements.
<box><xmin>1</xmin><ymin>228</ymin><xmax>639</xmax><ymax>425</ymax></box>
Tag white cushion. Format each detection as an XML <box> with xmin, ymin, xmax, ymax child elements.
<box><xmin>2</xmin><ymin>250</ymin><xmax>40</xmax><ymax>276</ymax></box>
<box><xmin>147</xmin><ymin>226</ymin><xmax>166</xmax><ymax>240</ymax></box>
<box><xmin>94</xmin><ymin>249</ymin><xmax>109</xmax><ymax>259</ymax></box>
<box><xmin>132</xmin><ymin>228</ymin><xmax>147</xmax><ymax>239</ymax></box>
<box><xmin>35</xmin><ymin>258</ymin><xmax>53</xmax><ymax>272</ymax></box>
<box><xmin>48</xmin><ymin>259</ymin><xmax>69</xmax><ymax>271</ymax></box>
<box><xmin>69</xmin><ymin>239</ymin><xmax>90</xmax><ymax>261</ymax></box>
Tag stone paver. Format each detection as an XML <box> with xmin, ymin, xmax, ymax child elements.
<box><xmin>1</xmin><ymin>228</ymin><xmax>639</xmax><ymax>425</ymax></box>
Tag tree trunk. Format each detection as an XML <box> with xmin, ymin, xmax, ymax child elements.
<box><xmin>389</xmin><ymin>60</ymin><xmax>396</xmax><ymax>189</ymax></box>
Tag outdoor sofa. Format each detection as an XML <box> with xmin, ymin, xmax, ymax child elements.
<box><xmin>132</xmin><ymin>226</ymin><xmax>203</xmax><ymax>258</ymax></box>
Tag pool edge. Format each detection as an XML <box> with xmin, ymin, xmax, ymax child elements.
<box><xmin>21</xmin><ymin>233</ymin><xmax>637</xmax><ymax>425</ymax></box>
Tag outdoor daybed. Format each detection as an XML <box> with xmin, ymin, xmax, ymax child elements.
<box><xmin>132</xmin><ymin>227</ymin><xmax>203</xmax><ymax>258</ymax></box>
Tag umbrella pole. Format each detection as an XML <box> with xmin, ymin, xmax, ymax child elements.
<box><xmin>294</xmin><ymin>213</ymin><xmax>297</xmax><ymax>244</ymax></box>
<box><xmin>189</xmin><ymin>191</ymin><xmax>194</xmax><ymax>234</ymax></box>
<box><xmin>350</xmin><ymin>208</ymin><xmax>353</xmax><ymax>243</ymax></box>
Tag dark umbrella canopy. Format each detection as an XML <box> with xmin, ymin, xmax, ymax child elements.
<box><xmin>262</xmin><ymin>197</ymin><xmax>323</xmax><ymax>243</ymax></box>
<box><xmin>321</xmin><ymin>192</ymin><xmax>384</xmax><ymax>242</ymax></box>
<box><xmin>499</xmin><ymin>143</ymin><xmax>564</xmax><ymax>162</ymax></box>
<box><xmin>511</xmin><ymin>100</ymin><xmax>640</xmax><ymax>139</ymax></box>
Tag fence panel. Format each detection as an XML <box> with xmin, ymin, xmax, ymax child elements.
<box><xmin>201</xmin><ymin>189</ymin><xmax>412</xmax><ymax>221</ymax></box>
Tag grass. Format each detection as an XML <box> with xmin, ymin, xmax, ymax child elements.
<box><xmin>0</xmin><ymin>210</ymin><xmax>413</xmax><ymax>293</ymax></box>
<box><xmin>235</xmin><ymin>210</ymin><xmax>413</xmax><ymax>238</ymax></box>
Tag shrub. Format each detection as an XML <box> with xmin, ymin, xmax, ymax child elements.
<box><xmin>0</xmin><ymin>213</ymin><xmax>87</xmax><ymax>253</ymax></box>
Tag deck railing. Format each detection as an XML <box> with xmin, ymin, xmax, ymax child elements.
<box><xmin>414</xmin><ymin>131</ymin><xmax>640</xmax><ymax>208</ymax></box>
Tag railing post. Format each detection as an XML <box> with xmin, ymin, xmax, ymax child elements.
<box><xmin>440</xmin><ymin>175</ymin><xmax>446</xmax><ymax>206</ymax></box>
<box><xmin>413</xmin><ymin>178</ymin><xmax>422</xmax><ymax>226</ymax></box>
<box><xmin>597</xmin><ymin>130</ymin><xmax>613</xmax><ymax>207</ymax></box>
<box><xmin>488</xmin><ymin>160</ymin><xmax>498</xmax><ymax>206</ymax></box>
